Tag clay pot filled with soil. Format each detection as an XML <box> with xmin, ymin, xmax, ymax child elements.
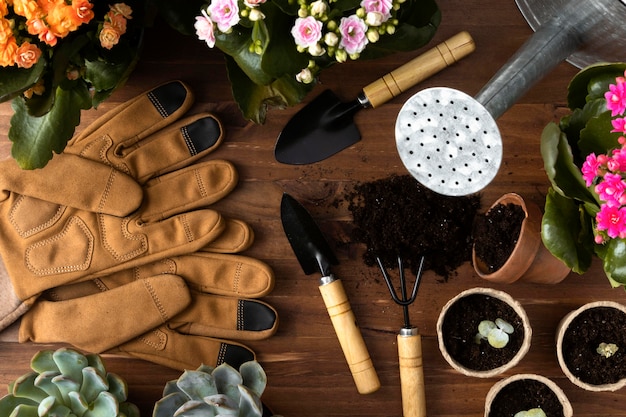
<box><xmin>472</xmin><ymin>193</ymin><xmax>570</xmax><ymax>284</ymax></box>
<box><xmin>484</xmin><ymin>374</ymin><xmax>573</xmax><ymax>417</ymax></box>
<box><xmin>556</xmin><ymin>301</ymin><xmax>626</xmax><ymax>391</ymax></box>
<box><xmin>437</xmin><ymin>287</ymin><xmax>532</xmax><ymax>378</ymax></box>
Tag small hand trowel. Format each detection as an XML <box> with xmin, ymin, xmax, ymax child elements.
<box><xmin>280</xmin><ymin>193</ymin><xmax>380</xmax><ymax>394</ymax></box>
<box><xmin>274</xmin><ymin>31</ymin><xmax>476</xmax><ymax>165</ymax></box>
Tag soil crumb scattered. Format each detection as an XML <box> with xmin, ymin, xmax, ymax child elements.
<box><xmin>345</xmin><ymin>174</ymin><xmax>481</xmax><ymax>280</ymax></box>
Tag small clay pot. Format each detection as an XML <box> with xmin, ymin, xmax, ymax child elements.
<box><xmin>556</xmin><ymin>301</ymin><xmax>626</xmax><ymax>391</ymax></box>
<box><xmin>484</xmin><ymin>374</ymin><xmax>573</xmax><ymax>417</ymax></box>
<box><xmin>436</xmin><ymin>287</ymin><xmax>532</xmax><ymax>378</ymax></box>
<box><xmin>472</xmin><ymin>193</ymin><xmax>571</xmax><ymax>284</ymax></box>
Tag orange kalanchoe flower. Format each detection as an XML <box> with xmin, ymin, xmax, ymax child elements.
<box><xmin>15</xmin><ymin>41</ymin><xmax>41</xmax><ymax>68</ymax></box>
<box><xmin>99</xmin><ymin>3</ymin><xmax>132</xmax><ymax>50</ymax></box>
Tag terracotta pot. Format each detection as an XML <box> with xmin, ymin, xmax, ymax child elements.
<box><xmin>472</xmin><ymin>193</ymin><xmax>571</xmax><ymax>284</ymax></box>
<box><xmin>484</xmin><ymin>374</ymin><xmax>573</xmax><ymax>417</ymax></box>
<box><xmin>556</xmin><ymin>301</ymin><xmax>626</xmax><ymax>391</ymax></box>
<box><xmin>436</xmin><ymin>287</ymin><xmax>532</xmax><ymax>378</ymax></box>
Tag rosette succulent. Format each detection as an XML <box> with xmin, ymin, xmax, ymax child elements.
<box><xmin>0</xmin><ymin>347</ymin><xmax>139</xmax><ymax>417</ymax></box>
<box><xmin>153</xmin><ymin>361</ymin><xmax>280</xmax><ymax>417</ymax></box>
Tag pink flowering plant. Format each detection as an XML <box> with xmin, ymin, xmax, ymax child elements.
<box><xmin>541</xmin><ymin>62</ymin><xmax>626</xmax><ymax>287</ymax></box>
<box><xmin>153</xmin><ymin>0</ymin><xmax>440</xmax><ymax>123</ymax></box>
<box><xmin>0</xmin><ymin>0</ymin><xmax>144</xmax><ymax>169</ymax></box>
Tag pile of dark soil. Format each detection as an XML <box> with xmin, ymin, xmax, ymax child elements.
<box><xmin>346</xmin><ymin>175</ymin><xmax>481</xmax><ymax>279</ymax></box>
<box><xmin>562</xmin><ymin>306</ymin><xmax>626</xmax><ymax>385</ymax></box>
<box><xmin>440</xmin><ymin>293</ymin><xmax>525</xmax><ymax>371</ymax></box>
<box><xmin>473</xmin><ymin>202</ymin><xmax>525</xmax><ymax>273</ymax></box>
<box><xmin>488</xmin><ymin>379</ymin><xmax>565</xmax><ymax>417</ymax></box>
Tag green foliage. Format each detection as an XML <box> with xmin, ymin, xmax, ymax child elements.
<box><xmin>153</xmin><ymin>362</ymin><xmax>281</xmax><ymax>417</ymax></box>
<box><xmin>154</xmin><ymin>0</ymin><xmax>440</xmax><ymax>123</ymax></box>
<box><xmin>540</xmin><ymin>62</ymin><xmax>626</xmax><ymax>288</ymax></box>
<box><xmin>0</xmin><ymin>348</ymin><xmax>139</xmax><ymax>417</ymax></box>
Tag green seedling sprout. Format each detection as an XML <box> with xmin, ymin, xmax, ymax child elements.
<box><xmin>597</xmin><ymin>342</ymin><xmax>619</xmax><ymax>358</ymax></box>
<box><xmin>514</xmin><ymin>408</ymin><xmax>546</xmax><ymax>417</ymax></box>
<box><xmin>475</xmin><ymin>318</ymin><xmax>514</xmax><ymax>348</ymax></box>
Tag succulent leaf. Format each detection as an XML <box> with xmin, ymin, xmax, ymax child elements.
<box><xmin>173</xmin><ymin>400</ymin><xmax>215</xmax><ymax>417</ymax></box>
<box><xmin>118</xmin><ymin>401</ymin><xmax>140</xmax><ymax>417</ymax></box>
<box><xmin>161</xmin><ymin>381</ymin><xmax>183</xmax><ymax>397</ymax></box>
<box><xmin>80</xmin><ymin>368</ymin><xmax>109</xmax><ymax>404</ymax></box>
<box><xmin>83</xmin><ymin>392</ymin><xmax>119</xmax><ymax>417</ymax></box>
<box><xmin>237</xmin><ymin>385</ymin><xmax>264</xmax><ymax>417</ymax></box>
<box><xmin>106</xmin><ymin>374</ymin><xmax>129</xmax><ymax>403</ymax></box>
<box><xmin>40</xmin><ymin>398</ymin><xmax>72</xmax><ymax>417</ymax></box>
<box><xmin>53</xmin><ymin>349</ymin><xmax>88</xmax><ymax>385</ymax></box>
<box><xmin>176</xmin><ymin>371</ymin><xmax>217</xmax><ymax>401</ymax></box>
<box><xmin>211</xmin><ymin>364</ymin><xmax>242</xmax><ymax>402</ymax></box>
<box><xmin>153</xmin><ymin>392</ymin><xmax>190</xmax><ymax>417</ymax></box>
<box><xmin>11</xmin><ymin>372</ymin><xmax>47</xmax><ymax>402</ymax></box>
<box><xmin>0</xmin><ymin>395</ymin><xmax>38</xmax><ymax>416</ymax></box>
<box><xmin>30</xmin><ymin>351</ymin><xmax>59</xmax><ymax>375</ymax></box>
<box><xmin>37</xmin><ymin>396</ymin><xmax>56</xmax><ymax>415</ymax></box>
<box><xmin>52</xmin><ymin>375</ymin><xmax>80</xmax><ymax>404</ymax></box>
<box><xmin>68</xmin><ymin>391</ymin><xmax>89</xmax><ymax>417</ymax></box>
<box><xmin>8</xmin><ymin>403</ymin><xmax>39</xmax><ymax>417</ymax></box>
<box><xmin>86</xmin><ymin>355</ymin><xmax>107</xmax><ymax>380</ymax></box>
<box><xmin>203</xmin><ymin>393</ymin><xmax>238</xmax><ymax>414</ymax></box>
<box><xmin>34</xmin><ymin>372</ymin><xmax>63</xmax><ymax>400</ymax></box>
<box><xmin>240</xmin><ymin>362</ymin><xmax>267</xmax><ymax>398</ymax></box>
<box><xmin>477</xmin><ymin>320</ymin><xmax>497</xmax><ymax>338</ymax></box>
<box><xmin>495</xmin><ymin>318</ymin><xmax>514</xmax><ymax>334</ymax></box>
<box><xmin>487</xmin><ymin>328</ymin><xmax>510</xmax><ymax>348</ymax></box>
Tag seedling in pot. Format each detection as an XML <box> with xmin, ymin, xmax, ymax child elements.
<box><xmin>475</xmin><ymin>318</ymin><xmax>514</xmax><ymax>348</ymax></box>
<box><xmin>514</xmin><ymin>408</ymin><xmax>546</xmax><ymax>417</ymax></box>
<box><xmin>597</xmin><ymin>342</ymin><xmax>619</xmax><ymax>358</ymax></box>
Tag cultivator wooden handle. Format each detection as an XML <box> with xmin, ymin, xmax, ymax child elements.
<box><xmin>398</xmin><ymin>329</ymin><xmax>426</xmax><ymax>417</ymax></box>
<box><xmin>319</xmin><ymin>278</ymin><xmax>381</xmax><ymax>395</ymax></box>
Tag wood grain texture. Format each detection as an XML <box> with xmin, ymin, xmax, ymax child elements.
<box><xmin>1</xmin><ymin>0</ymin><xmax>624</xmax><ymax>416</ymax></box>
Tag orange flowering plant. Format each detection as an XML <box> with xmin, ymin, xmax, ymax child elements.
<box><xmin>0</xmin><ymin>0</ymin><xmax>143</xmax><ymax>169</ymax></box>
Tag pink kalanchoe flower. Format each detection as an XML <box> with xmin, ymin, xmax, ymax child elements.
<box><xmin>611</xmin><ymin>116</ymin><xmax>626</xmax><ymax>134</ymax></box>
<box><xmin>582</xmin><ymin>153</ymin><xmax>601</xmax><ymax>186</ymax></box>
<box><xmin>360</xmin><ymin>0</ymin><xmax>392</xmax><ymax>22</ymax></box>
<box><xmin>195</xmin><ymin>10</ymin><xmax>215</xmax><ymax>47</ymax></box>
<box><xmin>605</xmin><ymin>76</ymin><xmax>626</xmax><ymax>117</ymax></box>
<box><xmin>291</xmin><ymin>16</ymin><xmax>323</xmax><ymax>49</ymax></box>
<box><xmin>339</xmin><ymin>15</ymin><xmax>368</xmax><ymax>55</ymax></box>
<box><xmin>596</xmin><ymin>204</ymin><xmax>626</xmax><ymax>239</ymax></box>
<box><xmin>611</xmin><ymin>147</ymin><xmax>626</xmax><ymax>172</ymax></box>
<box><xmin>208</xmin><ymin>0</ymin><xmax>240</xmax><ymax>32</ymax></box>
<box><xmin>595</xmin><ymin>172</ymin><xmax>626</xmax><ymax>207</ymax></box>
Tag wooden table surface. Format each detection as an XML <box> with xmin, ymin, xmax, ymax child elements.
<box><xmin>1</xmin><ymin>1</ymin><xmax>625</xmax><ymax>416</ymax></box>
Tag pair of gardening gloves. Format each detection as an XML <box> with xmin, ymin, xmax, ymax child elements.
<box><xmin>0</xmin><ymin>81</ymin><xmax>278</xmax><ymax>371</ymax></box>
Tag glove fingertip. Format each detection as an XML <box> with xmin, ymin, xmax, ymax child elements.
<box><xmin>149</xmin><ymin>81</ymin><xmax>194</xmax><ymax>119</ymax></box>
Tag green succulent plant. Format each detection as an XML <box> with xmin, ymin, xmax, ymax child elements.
<box><xmin>0</xmin><ymin>347</ymin><xmax>139</xmax><ymax>417</ymax></box>
<box><xmin>153</xmin><ymin>361</ymin><xmax>281</xmax><ymax>417</ymax></box>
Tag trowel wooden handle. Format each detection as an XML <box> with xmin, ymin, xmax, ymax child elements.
<box><xmin>363</xmin><ymin>31</ymin><xmax>475</xmax><ymax>108</ymax></box>
<box><xmin>398</xmin><ymin>331</ymin><xmax>427</xmax><ymax>417</ymax></box>
<box><xmin>319</xmin><ymin>278</ymin><xmax>380</xmax><ymax>394</ymax></box>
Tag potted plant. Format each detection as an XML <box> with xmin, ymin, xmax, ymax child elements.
<box><xmin>0</xmin><ymin>347</ymin><xmax>139</xmax><ymax>417</ymax></box>
<box><xmin>484</xmin><ymin>374</ymin><xmax>573</xmax><ymax>417</ymax></box>
<box><xmin>436</xmin><ymin>287</ymin><xmax>532</xmax><ymax>378</ymax></box>
<box><xmin>153</xmin><ymin>361</ymin><xmax>282</xmax><ymax>417</ymax></box>
<box><xmin>151</xmin><ymin>0</ymin><xmax>441</xmax><ymax>123</ymax></box>
<box><xmin>0</xmin><ymin>1</ymin><xmax>144</xmax><ymax>169</ymax></box>
<box><xmin>472</xmin><ymin>193</ymin><xmax>571</xmax><ymax>284</ymax></box>
<box><xmin>556</xmin><ymin>300</ymin><xmax>626</xmax><ymax>391</ymax></box>
<box><xmin>540</xmin><ymin>62</ymin><xmax>626</xmax><ymax>289</ymax></box>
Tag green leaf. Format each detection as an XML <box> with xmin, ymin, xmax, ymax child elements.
<box><xmin>604</xmin><ymin>238</ymin><xmax>626</xmax><ymax>285</ymax></box>
<box><xmin>80</xmin><ymin>368</ymin><xmax>109</xmax><ymax>404</ymax></box>
<box><xmin>540</xmin><ymin>122</ymin><xmax>595</xmax><ymax>203</ymax></box>
<box><xmin>239</xmin><ymin>362</ymin><xmax>267</xmax><ymax>398</ymax></box>
<box><xmin>541</xmin><ymin>188</ymin><xmax>594</xmax><ymax>274</ymax></box>
<box><xmin>31</xmin><ymin>351</ymin><xmax>59</xmax><ymax>375</ymax></box>
<box><xmin>578</xmin><ymin>111</ymin><xmax>622</xmax><ymax>157</ymax></box>
<box><xmin>10</xmin><ymin>372</ymin><xmax>48</xmax><ymax>402</ymax></box>
<box><xmin>226</xmin><ymin>54</ymin><xmax>312</xmax><ymax>123</ymax></box>
<box><xmin>83</xmin><ymin>392</ymin><xmax>118</xmax><ymax>417</ymax></box>
<box><xmin>176</xmin><ymin>371</ymin><xmax>217</xmax><ymax>401</ymax></box>
<box><xmin>0</xmin><ymin>396</ymin><xmax>38</xmax><ymax>417</ymax></box>
<box><xmin>153</xmin><ymin>392</ymin><xmax>189</xmax><ymax>417</ymax></box>
<box><xmin>567</xmin><ymin>62</ymin><xmax>626</xmax><ymax>110</ymax></box>
<box><xmin>0</xmin><ymin>59</ymin><xmax>46</xmax><ymax>103</ymax></box>
<box><xmin>9</xmin><ymin>84</ymin><xmax>90</xmax><ymax>169</ymax></box>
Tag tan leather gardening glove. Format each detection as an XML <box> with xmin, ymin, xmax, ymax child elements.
<box><xmin>0</xmin><ymin>81</ymin><xmax>237</xmax><ymax>330</ymax></box>
<box><xmin>19</xmin><ymin>218</ymin><xmax>278</xmax><ymax>370</ymax></box>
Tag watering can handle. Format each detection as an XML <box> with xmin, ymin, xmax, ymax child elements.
<box><xmin>363</xmin><ymin>31</ymin><xmax>476</xmax><ymax>108</ymax></box>
<box><xmin>318</xmin><ymin>278</ymin><xmax>381</xmax><ymax>394</ymax></box>
<box><xmin>398</xmin><ymin>329</ymin><xmax>427</xmax><ymax>417</ymax></box>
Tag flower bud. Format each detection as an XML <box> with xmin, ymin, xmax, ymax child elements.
<box><xmin>366</xmin><ymin>28</ymin><xmax>379</xmax><ymax>43</ymax></box>
<box><xmin>335</xmin><ymin>48</ymin><xmax>347</xmax><ymax>63</ymax></box>
<box><xmin>349</xmin><ymin>52</ymin><xmax>360</xmax><ymax>60</ymax></box>
<box><xmin>324</xmin><ymin>32</ymin><xmax>338</xmax><ymax>46</ymax></box>
<box><xmin>386</xmin><ymin>25</ymin><xmax>395</xmax><ymax>35</ymax></box>
<box><xmin>249</xmin><ymin>8</ymin><xmax>265</xmax><ymax>21</ymax></box>
<box><xmin>365</xmin><ymin>11</ymin><xmax>383</xmax><ymax>26</ymax></box>
<box><xmin>296</xmin><ymin>68</ymin><xmax>314</xmax><ymax>83</ymax></box>
<box><xmin>298</xmin><ymin>7</ymin><xmax>308</xmax><ymax>17</ymax></box>
<box><xmin>310</xmin><ymin>0</ymin><xmax>327</xmax><ymax>16</ymax></box>
<box><xmin>326</xmin><ymin>20</ymin><xmax>337</xmax><ymax>31</ymax></box>
<box><xmin>308</xmin><ymin>42</ymin><xmax>325</xmax><ymax>56</ymax></box>
<box><xmin>356</xmin><ymin>7</ymin><xmax>366</xmax><ymax>18</ymax></box>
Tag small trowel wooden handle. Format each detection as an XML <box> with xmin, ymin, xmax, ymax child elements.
<box><xmin>319</xmin><ymin>278</ymin><xmax>381</xmax><ymax>394</ymax></box>
<box><xmin>363</xmin><ymin>31</ymin><xmax>475</xmax><ymax>108</ymax></box>
<box><xmin>398</xmin><ymin>330</ymin><xmax>426</xmax><ymax>417</ymax></box>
